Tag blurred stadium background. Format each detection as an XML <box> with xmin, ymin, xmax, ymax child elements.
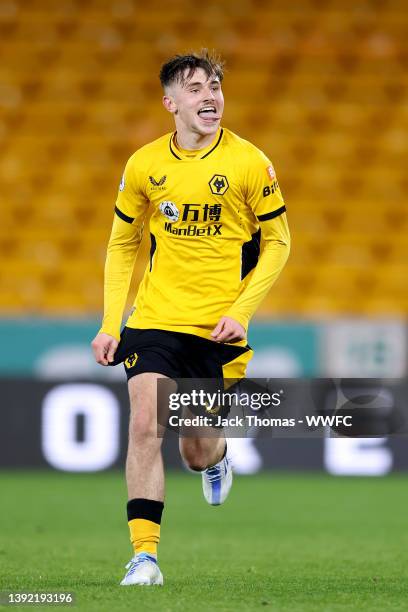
<box><xmin>1</xmin><ymin>2</ymin><xmax>408</xmax><ymax>608</ymax></box>
<box><xmin>0</xmin><ymin>0</ymin><xmax>407</xmax><ymax>473</ymax></box>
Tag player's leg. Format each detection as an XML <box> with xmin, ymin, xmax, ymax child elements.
<box><xmin>121</xmin><ymin>372</ymin><xmax>168</xmax><ymax>586</ymax></box>
<box><xmin>179</xmin><ymin>433</ymin><xmax>232</xmax><ymax>506</ymax></box>
<box><xmin>179</xmin><ymin>343</ymin><xmax>253</xmax><ymax>505</ymax></box>
<box><xmin>126</xmin><ymin>372</ymin><xmax>166</xmax><ymax>501</ymax></box>
<box><xmin>179</xmin><ymin>435</ymin><xmax>226</xmax><ymax>472</ymax></box>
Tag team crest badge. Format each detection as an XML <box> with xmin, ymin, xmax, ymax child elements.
<box><xmin>160</xmin><ymin>201</ymin><xmax>179</xmax><ymax>222</ymax></box>
<box><xmin>205</xmin><ymin>403</ymin><xmax>220</xmax><ymax>415</ymax></box>
<box><xmin>124</xmin><ymin>353</ymin><xmax>138</xmax><ymax>369</ymax></box>
<box><xmin>209</xmin><ymin>174</ymin><xmax>229</xmax><ymax>196</ymax></box>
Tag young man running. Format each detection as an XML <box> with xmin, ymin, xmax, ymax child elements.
<box><xmin>91</xmin><ymin>50</ymin><xmax>290</xmax><ymax>586</ymax></box>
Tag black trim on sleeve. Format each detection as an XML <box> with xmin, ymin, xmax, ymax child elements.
<box><xmin>149</xmin><ymin>233</ymin><xmax>156</xmax><ymax>272</ymax></box>
<box><xmin>115</xmin><ymin>205</ymin><xmax>134</xmax><ymax>224</ymax></box>
<box><xmin>257</xmin><ymin>205</ymin><xmax>286</xmax><ymax>222</ymax></box>
<box><xmin>241</xmin><ymin>228</ymin><xmax>261</xmax><ymax>280</ymax></box>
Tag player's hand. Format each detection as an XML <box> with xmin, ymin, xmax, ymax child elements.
<box><xmin>91</xmin><ymin>332</ymin><xmax>119</xmax><ymax>366</ymax></box>
<box><xmin>210</xmin><ymin>316</ymin><xmax>246</xmax><ymax>343</ymax></box>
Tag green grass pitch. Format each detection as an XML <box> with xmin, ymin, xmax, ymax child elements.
<box><xmin>0</xmin><ymin>471</ymin><xmax>408</xmax><ymax>611</ymax></box>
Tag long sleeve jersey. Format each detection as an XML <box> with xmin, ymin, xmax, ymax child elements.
<box><xmin>100</xmin><ymin>127</ymin><xmax>290</xmax><ymax>344</ymax></box>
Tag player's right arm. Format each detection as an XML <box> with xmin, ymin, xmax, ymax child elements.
<box><xmin>91</xmin><ymin>155</ymin><xmax>149</xmax><ymax>365</ymax></box>
<box><xmin>222</xmin><ymin>147</ymin><xmax>290</xmax><ymax>335</ymax></box>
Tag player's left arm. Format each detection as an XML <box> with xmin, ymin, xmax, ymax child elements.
<box><xmin>220</xmin><ymin>151</ymin><xmax>290</xmax><ymax>338</ymax></box>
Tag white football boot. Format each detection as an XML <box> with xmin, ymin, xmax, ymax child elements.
<box><xmin>120</xmin><ymin>553</ymin><xmax>163</xmax><ymax>586</ymax></box>
<box><xmin>202</xmin><ymin>454</ymin><xmax>233</xmax><ymax>506</ymax></box>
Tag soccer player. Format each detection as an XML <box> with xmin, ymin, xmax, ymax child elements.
<box><xmin>91</xmin><ymin>50</ymin><xmax>290</xmax><ymax>586</ymax></box>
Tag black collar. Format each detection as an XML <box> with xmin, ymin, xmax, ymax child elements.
<box><xmin>169</xmin><ymin>129</ymin><xmax>224</xmax><ymax>160</ymax></box>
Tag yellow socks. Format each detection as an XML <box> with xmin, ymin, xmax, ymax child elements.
<box><xmin>128</xmin><ymin>518</ymin><xmax>160</xmax><ymax>556</ymax></box>
<box><xmin>127</xmin><ymin>498</ymin><xmax>164</xmax><ymax>558</ymax></box>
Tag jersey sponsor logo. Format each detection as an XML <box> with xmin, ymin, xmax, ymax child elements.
<box><xmin>124</xmin><ymin>353</ymin><xmax>138</xmax><ymax>368</ymax></box>
<box><xmin>159</xmin><ymin>201</ymin><xmax>179</xmax><ymax>222</ymax></box>
<box><xmin>149</xmin><ymin>175</ymin><xmax>167</xmax><ymax>188</ymax></box>
<box><xmin>266</xmin><ymin>165</ymin><xmax>276</xmax><ymax>181</ymax></box>
<box><xmin>182</xmin><ymin>203</ymin><xmax>221</xmax><ymax>222</ymax></box>
<box><xmin>163</xmin><ymin>203</ymin><xmax>223</xmax><ymax>236</ymax></box>
<box><xmin>165</xmin><ymin>222</ymin><xmax>222</xmax><ymax>236</ymax></box>
<box><xmin>119</xmin><ymin>173</ymin><xmax>125</xmax><ymax>191</ymax></box>
<box><xmin>263</xmin><ymin>179</ymin><xmax>279</xmax><ymax>198</ymax></box>
<box><xmin>209</xmin><ymin>174</ymin><xmax>229</xmax><ymax>196</ymax></box>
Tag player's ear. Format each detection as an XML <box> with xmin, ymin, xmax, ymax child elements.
<box><xmin>163</xmin><ymin>95</ymin><xmax>177</xmax><ymax>115</ymax></box>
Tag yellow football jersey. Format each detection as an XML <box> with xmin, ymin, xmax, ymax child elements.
<box><xmin>100</xmin><ymin>127</ymin><xmax>290</xmax><ymax>342</ymax></box>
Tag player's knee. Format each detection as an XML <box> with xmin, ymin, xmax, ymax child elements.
<box><xmin>184</xmin><ymin>458</ymin><xmax>208</xmax><ymax>472</ymax></box>
<box><xmin>129</xmin><ymin>411</ymin><xmax>157</xmax><ymax>444</ymax></box>
<box><xmin>181</xmin><ymin>448</ymin><xmax>208</xmax><ymax>472</ymax></box>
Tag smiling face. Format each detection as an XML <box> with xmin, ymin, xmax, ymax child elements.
<box><xmin>163</xmin><ymin>67</ymin><xmax>224</xmax><ymax>145</ymax></box>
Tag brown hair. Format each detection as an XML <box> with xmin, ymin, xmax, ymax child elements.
<box><xmin>159</xmin><ymin>49</ymin><xmax>224</xmax><ymax>89</ymax></box>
